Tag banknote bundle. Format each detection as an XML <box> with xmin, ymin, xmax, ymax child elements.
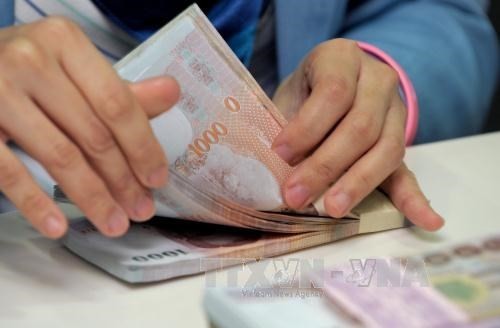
<box><xmin>58</xmin><ymin>4</ymin><xmax>406</xmax><ymax>283</ymax></box>
<box><xmin>203</xmin><ymin>235</ymin><xmax>500</xmax><ymax>328</ymax></box>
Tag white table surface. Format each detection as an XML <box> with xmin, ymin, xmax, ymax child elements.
<box><xmin>1</xmin><ymin>132</ymin><xmax>500</xmax><ymax>327</ymax></box>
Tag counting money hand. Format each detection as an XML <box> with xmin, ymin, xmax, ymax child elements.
<box><xmin>60</xmin><ymin>5</ymin><xmax>405</xmax><ymax>282</ymax></box>
<box><xmin>113</xmin><ymin>4</ymin><xmax>403</xmax><ymax>231</ymax></box>
<box><xmin>115</xmin><ymin>4</ymin><xmax>293</xmax><ymax>227</ymax></box>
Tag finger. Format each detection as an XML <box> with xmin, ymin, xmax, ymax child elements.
<box><xmin>0</xmin><ymin>129</ymin><xmax>8</xmax><ymax>142</ymax></box>
<box><xmin>36</xmin><ymin>17</ymin><xmax>169</xmax><ymax>188</ymax></box>
<box><xmin>0</xmin><ymin>87</ymin><xmax>129</xmax><ymax>237</ymax></box>
<box><xmin>23</xmin><ymin>64</ymin><xmax>155</xmax><ymax>221</ymax></box>
<box><xmin>272</xmin><ymin>40</ymin><xmax>360</xmax><ymax>164</ymax></box>
<box><xmin>380</xmin><ymin>163</ymin><xmax>445</xmax><ymax>231</ymax></box>
<box><xmin>130</xmin><ymin>76</ymin><xmax>180</xmax><ymax>119</ymax></box>
<box><xmin>0</xmin><ymin>142</ymin><xmax>67</xmax><ymax>238</ymax></box>
<box><xmin>283</xmin><ymin>55</ymin><xmax>398</xmax><ymax>209</ymax></box>
<box><xmin>323</xmin><ymin>98</ymin><xmax>406</xmax><ymax>217</ymax></box>
<box><xmin>272</xmin><ymin>75</ymin><xmax>307</xmax><ymax>121</ymax></box>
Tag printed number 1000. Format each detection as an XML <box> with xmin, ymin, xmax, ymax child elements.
<box><xmin>188</xmin><ymin>96</ymin><xmax>240</xmax><ymax>157</ymax></box>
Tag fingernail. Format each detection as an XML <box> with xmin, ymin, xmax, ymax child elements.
<box><xmin>148</xmin><ymin>165</ymin><xmax>168</xmax><ymax>187</ymax></box>
<box><xmin>44</xmin><ymin>215</ymin><xmax>65</xmax><ymax>237</ymax></box>
<box><xmin>107</xmin><ymin>208</ymin><xmax>129</xmax><ymax>236</ymax></box>
<box><xmin>273</xmin><ymin>144</ymin><xmax>295</xmax><ymax>163</ymax></box>
<box><xmin>436</xmin><ymin>216</ymin><xmax>445</xmax><ymax>228</ymax></box>
<box><xmin>134</xmin><ymin>194</ymin><xmax>155</xmax><ymax>220</ymax></box>
<box><xmin>329</xmin><ymin>192</ymin><xmax>351</xmax><ymax>216</ymax></box>
<box><xmin>285</xmin><ymin>184</ymin><xmax>311</xmax><ymax>209</ymax></box>
<box><xmin>428</xmin><ymin>214</ymin><xmax>445</xmax><ymax>231</ymax></box>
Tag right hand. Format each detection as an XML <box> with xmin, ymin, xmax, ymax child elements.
<box><xmin>0</xmin><ymin>17</ymin><xmax>180</xmax><ymax>239</ymax></box>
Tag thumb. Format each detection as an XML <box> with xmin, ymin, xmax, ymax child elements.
<box><xmin>129</xmin><ymin>76</ymin><xmax>180</xmax><ymax>119</ymax></box>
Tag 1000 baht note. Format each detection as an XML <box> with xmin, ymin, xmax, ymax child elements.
<box><xmin>63</xmin><ymin>213</ymin><xmax>360</xmax><ymax>283</ymax></box>
<box><xmin>59</xmin><ymin>4</ymin><xmax>406</xmax><ymax>283</ymax></box>
<box><xmin>113</xmin><ymin>4</ymin><xmax>403</xmax><ymax>230</ymax></box>
<box><xmin>115</xmin><ymin>4</ymin><xmax>292</xmax><ymax>215</ymax></box>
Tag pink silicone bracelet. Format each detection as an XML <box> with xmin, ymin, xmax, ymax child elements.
<box><xmin>357</xmin><ymin>42</ymin><xmax>418</xmax><ymax>145</ymax></box>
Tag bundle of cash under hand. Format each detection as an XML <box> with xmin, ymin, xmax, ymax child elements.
<box><xmin>203</xmin><ymin>235</ymin><xmax>500</xmax><ymax>328</ymax></box>
<box><xmin>57</xmin><ymin>4</ymin><xmax>407</xmax><ymax>283</ymax></box>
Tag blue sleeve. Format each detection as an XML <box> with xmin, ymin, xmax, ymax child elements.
<box><xmin>0</xmin><ymin>0</ymin><xmax>14</xmax><ymax>28</ymax></box>
<box><xmin>342</xmin><ymin>0</ymin><xmax>499</xmax><ymax>143</ymax></box>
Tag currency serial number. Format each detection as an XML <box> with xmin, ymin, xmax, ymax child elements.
<box><xmin>132</xmin><ymin>249</ymin><xmax>188</xmax><ymax>262</ymax></box>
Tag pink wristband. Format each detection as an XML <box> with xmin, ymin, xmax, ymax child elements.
<box><xmin>357</xmin><ymin>42</ymin><xmax>418</xmax><ymax>145</ymax></box>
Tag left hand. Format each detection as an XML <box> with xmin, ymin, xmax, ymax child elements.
<box><xmin>272</xmin><ymin>39</ymin><xmax>443</xmax><ymax>231</ymax></box>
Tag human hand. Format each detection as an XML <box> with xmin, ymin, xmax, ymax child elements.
<box><xmin>272</xmin><ymin>39</ymin><xmax>443</xmax><ymax>230</ymax></box>
<box><xmin>0</xmin><ymin>17</ymin><xmax>180</xmax><ymax>238</ymax></box>
<box><xmin>380</xmin><ymin>163</ymin><xmax>444</xmax><ymax>231</ymax></box>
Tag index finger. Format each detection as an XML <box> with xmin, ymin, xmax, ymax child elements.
<box><xmin>41</xmin><ymin>17</ymin><xmax>169</xmax><ymax>189</ymax></box>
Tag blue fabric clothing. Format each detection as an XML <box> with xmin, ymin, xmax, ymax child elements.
<box><xmin>0</xmin><ymin>0</ymin><xmax>14</xmax><ymax>27</ymax></box>
<box><xmin>207</xmin><ymin>0</ymin><xmax>263</xmax><ymax>65</ymax></box>
<box><xmin>273</xmin><ymin>0</ymin><xmax>499</xmax><ymax>143</ymax></box>
<box><xmin>90</xmin><ymin>0</ymin><xmax>263</xmax><ymax>65</ymax></box>
<box><xmin>1</xmin><ymin>0</ymin><xmax>498</xmax><ymax>143</ymax></box>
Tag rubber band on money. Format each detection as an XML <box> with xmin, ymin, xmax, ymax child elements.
<box><xmin>357</xmin><ymin>42</ymin><xmax>418</xmax><ymax>146</ymax></box>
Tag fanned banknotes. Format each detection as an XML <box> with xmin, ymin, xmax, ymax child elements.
<box><xmin>59</xmin><ymin>4</ymin><xmax>406</xmax><ymax>283</ymax></box>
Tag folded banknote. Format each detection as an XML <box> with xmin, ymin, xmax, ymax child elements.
<box><xmin>58</xmin><ymin>4</ymin><xmax>407</xmax><ymax>283</ymax></box>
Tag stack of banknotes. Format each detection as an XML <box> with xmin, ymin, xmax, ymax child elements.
<box><xmin>56</xmin><ymin>4</ymin><xmax>407</xmax><ymax>283</ymax></box>
<box><xmin>204</xmin><ymin>235</ymin><xmax>500</xmax><ymax>327</ymax></box>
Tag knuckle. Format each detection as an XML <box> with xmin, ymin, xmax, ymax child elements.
<box><xmin>98</xmin><ymin>88</ymin><xmax>133</xmax><ymax>122</ymax></box>
<box><xmin>1</xmin><ymin>37</ymin><xmax>46</xmax><ymax>71</ymax></box>
<box><xmin>316</xmin><ymin>39</ymin><xmax>358</xmax><ymax>55</ymax></box>
<box><xmin>82</xmin><ymin>189</ymin><xmax>112</xmax><ymax>217</ymax></box>
<box><xmin>36</xmin><ymin>16</ymin><xmax>80</xmax><ymax>40</ymax></box>
<box><xmin>304</xmin><ymin>41</ymin><xmax>335</xmax><ymax>77</ymax></box>
<box><xmin>351</xmin><ymin>114</ymin><xmax>375</xmax><ymax>140</ymax></box>
<box><xmin>86</xmin><ymin>189</ymin><xmax>109</xmax><ymax>208</ymax></box>
<box><xmin>306</xmin><ymin>43</ymin><xmax>325</xmax><ymax>65</ymax></box>
<box><xmin>319</xmin><ymin>77</ymin><xmax>350</xmax><ymax>105</ymax></box>
<box><xmin>85</xmin><ymin>119</ymin><xmax>116</xmax><ymax>155</ymax></box>
<box><xmin>112</xmin><ymin>171</ymin><xmax>136</xmax><ymax>194</ymax></box>
<box><xmin>332</xmin><ymin>38</ymin><xmax>359</xmax><ymax>53</ymax></box>
<box><xmin>129</xmin><ymin>137</ymin><xmax>158</xmax><ymax>162</ymax></box>
<box><xmin>20</xmin><ymin>192</ymin><xmax>50</xmax><ymax>216</ymax></box>
<box><xmin>313</xmin><ymin>160</ymin><xmax>338</xmax><ymax>181</ymax></box>
<box><xmin>328</xmin><ymin>76</ymin><xmax>350</xmax><ymax>97</ymax></box>
<box><xmin>0</xmin><ymin>159</ymin><xmax>24</xmax><ymax>189</ymax></box>
<box><xmin>380</xmin><ymin>65</ymin><xmax>399</xmax><ymax>87</ymax></box>
<box><xmin>356</xmin><ymin>171</ymin><xmax>374</xmax><ymax>191</ymax></box>
<box><xmin>73</xmin><ymin>179</ymin><xmax>110</xmax><ymax>212</ymax></box>
<box><xmin>47</xmin><ymin>140</ymin><xmax>82</xmax><ymax>170</ymax></box>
